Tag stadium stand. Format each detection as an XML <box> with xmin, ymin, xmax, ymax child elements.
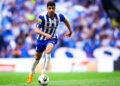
<box><xmin>0</xmin><ymin>0</ymin><xmax>120</xmax><ymax>58</ymax></box>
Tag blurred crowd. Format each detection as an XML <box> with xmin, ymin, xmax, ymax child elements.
<box><xmin>0</xmin><ymin>0</ymin><xmax>120</xmax><ymax>58</ymax></box>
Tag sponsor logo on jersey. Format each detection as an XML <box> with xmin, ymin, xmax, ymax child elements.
<box><xmin>38</xmin><ymin>19</ymin><xmax>42</xmax><ymax>24</ymax></box>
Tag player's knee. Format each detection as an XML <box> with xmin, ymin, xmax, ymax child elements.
<box><xmin>46</xmin><ymin>50</ymin><xmax>51</xmax><ymax>54</ymax></box>
<box><xmin>35</xmin><ymin>53</ymin><xmax>42</xmax><ymax>60</ymax></box>
<box><xmin>46</xmin><ymin>43</ymin><xmax>54</xmax><ymax>54</ymax></box>
<box><xmin>35</xmin><ymin>56</ymin><xmax>40</xmax><ymax>60</ymax></box>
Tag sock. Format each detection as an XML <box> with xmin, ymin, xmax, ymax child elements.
<box><xmin>42</xmin><ymin>54</ymin><xmax>51</xmax><ymax>74</ymax></box>
<box><xmin>30</xmin><ymin>59</ymin><xmax>39</xmax><ymax>74</ymax></box>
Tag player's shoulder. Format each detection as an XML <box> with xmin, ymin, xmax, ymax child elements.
<box><xmin>55</xmin><ymin>12</ymin><xmax>65</xmax><ymax>21</ymax></box>
<box><xmin>55</xmin><ymin>12</ymin><xmax>64</xmax><ymax>17</ymax></box>
<box><xmin>38</xmin><ymin>12</ymin><xmax>47</xmax><ymax>20</ymax></box>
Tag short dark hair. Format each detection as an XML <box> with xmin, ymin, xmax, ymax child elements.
<box><xmin>47</xmin><ymin>1</ymin><xmax>55</xmax><ymax>7</ymax></box>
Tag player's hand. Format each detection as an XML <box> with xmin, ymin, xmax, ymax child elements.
<box><xmin>65</xmin><ymin>32</ymin><xmax>72</xmax><ymax>37</ymax></box>
<box><xmin>45</xmin><ymin>34</ymin><xmax>53</xmax><ymax>40</ymax></box>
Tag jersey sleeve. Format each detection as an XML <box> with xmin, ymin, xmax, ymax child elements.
<box><xmin>59</xmin><ymin>14</ymin><xmax>65</xmax><ymax>22</ymax></box>
<box><xmin>36</xmin><ymin>15</ymin><xmax>44</xmax><ymax>28</ymax></box>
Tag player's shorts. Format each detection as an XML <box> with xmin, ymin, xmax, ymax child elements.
<box><xmin>36</xmin><ymin>38</ymin><xmax>57</xmax><ymax>52</ymax></box>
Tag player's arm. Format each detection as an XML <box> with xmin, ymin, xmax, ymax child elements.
<box><xmin>35</xmin><ymin>16</ymin><xmax>52</xmax><ymax>40</ymax></box>
<box><xmin>59</xmin><ymin>14</ymin><xmax>72</xmax><ymax>37</ymax></box>
<box><xmin>63</xmin><ymin>18</ymin><xmax>72</xmax><ymax>37</ymax></box>
<box><xmin>35</xmin><ymin>27</ymin><xmax>52</xmax><ymax>40</ymax></box>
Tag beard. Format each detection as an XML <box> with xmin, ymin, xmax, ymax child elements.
<box><xmin>50</xmin><ymin>12</ymin><xmax>54</xmax><ymax>15</ymax></box>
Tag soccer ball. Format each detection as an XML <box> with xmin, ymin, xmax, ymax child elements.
<box><xmin>38</xmin><ymin>75</ymin><xmax>49</xmax><ymax>86</ymax></box>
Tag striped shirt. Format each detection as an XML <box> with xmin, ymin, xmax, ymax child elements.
<box><xmin>36</xmin><ymin>12</ymin><xmax>65</xmax><ymax>40</ymax></box>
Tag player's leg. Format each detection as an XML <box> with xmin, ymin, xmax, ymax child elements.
<box><xmin>31</xmin><ymin>52</ymin><xmax>43</xmax><ymax>73</ymax></box>
<box><xmin>42</xmin><ymin>43</ymin><xmax>54</xmax><ymax>75</ymax></box>
<box><xmin>28</xmin><ymin>52</ymin><xmax>42</xmax><ymax>84</ymax></box>
<box><xmin>28</xmin><ymin>40</ymin><xmax>47</xmax><ymax>84</ymax></box>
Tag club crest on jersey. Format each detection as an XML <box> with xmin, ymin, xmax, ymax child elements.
<box><xmin>47</xmin><ymin>26</ymin><xmax>49</xmax><ymax>29</ymax></box>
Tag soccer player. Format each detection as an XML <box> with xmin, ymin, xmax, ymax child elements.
<box><xmin>27</xmin><ymin>1</ymin><xmax>72</xmax><ymax>84</ymax></box>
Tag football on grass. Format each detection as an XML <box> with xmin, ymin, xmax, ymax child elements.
<box><xmin>38</xmin><ymin>75</ymin><xmax>49</xmax><ymax>85</ymax></box>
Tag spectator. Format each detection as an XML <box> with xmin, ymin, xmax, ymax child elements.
<box><xmin>0</xmin><ymin>0</ymin><xmax>119</xmax><ymax>58</ymax></box>
<box><xmin>0</xmin><ymin>29</ymin><xmax>6</xmax><ymax>51</ymax></box>
<box><xmin>12</xmin><ymin>45</ymin><xmax>21</xmax><ymax>58</ymax></box>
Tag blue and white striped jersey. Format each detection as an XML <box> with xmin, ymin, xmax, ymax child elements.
<box><xmin>36</xmin><ymin>12</ymin><xmax>65</xmax><ymax>40</ymax></box>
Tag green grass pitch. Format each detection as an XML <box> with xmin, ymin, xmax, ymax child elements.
<box><xmin>0</xmin><ymin>72</ymin><xmax>120</xmax><ymax>86</ymax></box>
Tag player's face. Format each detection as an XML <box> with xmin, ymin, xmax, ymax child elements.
<box><xmin>47</xmin><ymin>6</ymin><xmax>55</xmax><ymax>15</ymax></box>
